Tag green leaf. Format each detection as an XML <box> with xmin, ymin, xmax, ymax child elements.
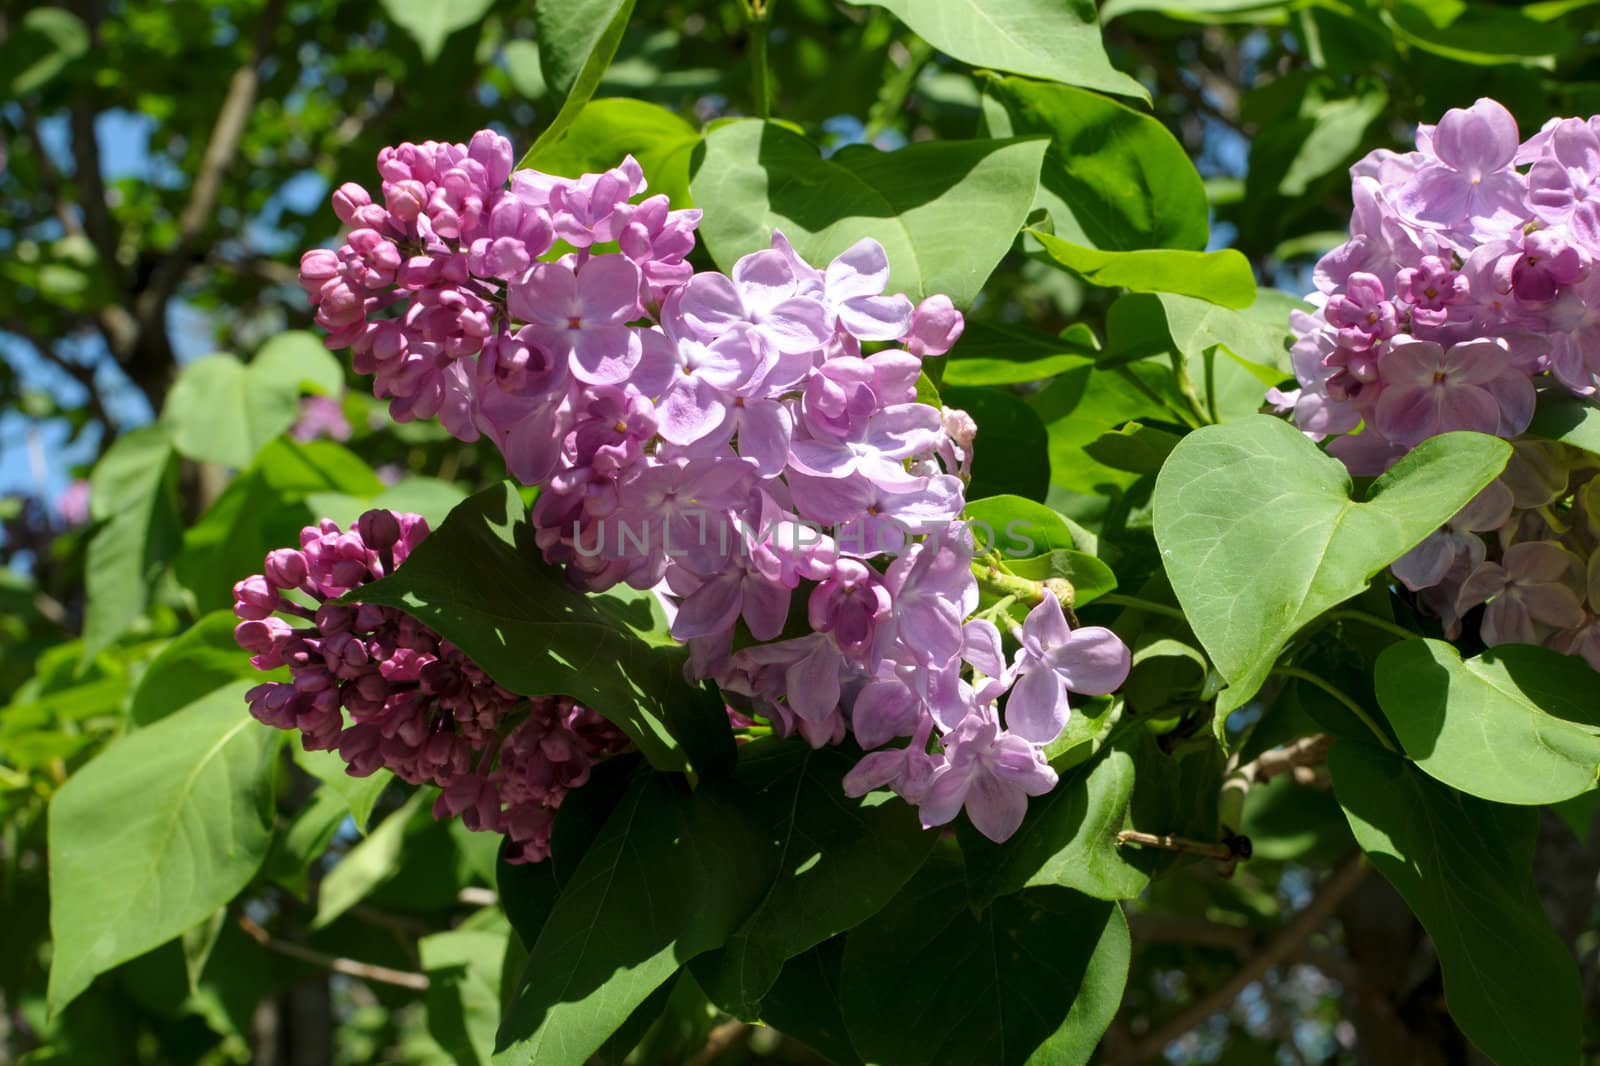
<box><xmin>981</xmin><ymin>75</ymin><xmax>1207</xmax><ymax>251</ymax></box>
<box><xmin>941</xmin><ymin>321</ymin><xmax>1097</xmax><ymax>387</ymax></box>
<box><xmin>964</xmin><ymin>495</ymin><xmax>1078</xmax><ymax>558</ymax></box>
<box><xmin>1030</xmin><ymin>229</ymin><xmax>1257</xmax><ymax>308</ymax></box>
<box><xmin>959</xmin><ymin>739</ymin><xmax>1145</xmax><ymax>905</ymax></box>
<box><xmin>129</xmin><ymin>612</ymin><xmax>265</xmax><ymax>726</ymax></box>
<box><xmin>3</xmin><ymin>7</ymin><xmax>89</xmax><ymax>94</ymax></box>
<box><xmin>176</xmin><ymin>438</ymin><xmax>382</xmax><ymax>615</ymax></box>
<box><xmin>1030</xmin><ymin>361</ymin><xmax>1174</xmax><ymax>495</ymax></box>
<box><xmin>1375</xmin><ymin>639</ymin><xmax>1600</xmax><ymax>805</ymax></box>
<box><xmin>1083</xmin><ymin>422</ymin><xmax>1181</xmax><ymax>474</ymax></box>
<box><xmin>941</xmin><ymin>385</ymin><xmax>1050</xmax><ymax>501</ymax></box>
<box><xmin>523</xmin><ymin>0</ymin><xmax>637</xmax><ymax>159</ymax></box>
<box><xmin>1330</xmin><ymin>742</ymin><xmax>1583</xmax><ymax>1065</ymax></box>
<box><xmin>294</xmin><ymin>744</ymin><xmax>393</xmax><ymax>833</ymax></box>
<box><xmin>306</xmin><ymin>475</ymin><xmax>469</xmax><ymax>530</ymax></box>
<box><xmin>841</xmin><ymin>0</ymin><xmax>1147</xmax><ymax>102</ymax></box>
<box><xmin>353</xmin><ymin>483</ymin><xmax>734</xmax><ymax>776</ymax></box>
<box><xmin>1528</xmin><ymin>394</ymin><xmax>1600</xmax><ymax>457</ymax></box>
<box><xmin>840</xmin><ymin>854</ymin><xmax>1130</xmax><ymax>1066</ymax></box>
<box><xmin>46</xmin><ymin>682</ymin><xmax>279</xmax><ymax>1014</ymax></box>
<box><xmin>1250</xmin><ymin>87</ymin><xmax>1387</xmax><ymax>199</ymax></box>
<box><xmin>314</xmin><ymin>789</ymin><xmax>429</xmax><ymax>928</ymax></box>
<box><xmin>1103</xmin><ymin>290</ymin><xmax>1300</xmax><ymax>370</ymax></box>
<box><xmin>520</xmin><ymin>98</ymin><xmax>699</xmax><ymax>208</ymax></box>
<box><xmin>1386</xmin><ymin>0</ymin><xmax>1575</xmax><ymax>63</ymax></box>
<box><xmin>380</xmin><ymin>0</ymin><xmax>494</xmax><ymax>62</ymax></box>
<box><xmin>493</xmin><ymin>773</ymin><xmax>774</xmax><ymax>1066</ymax></box>
<box><xmin>162</xmin><ymin>354</ymin><xmax>302</xmax><ymax>470</ymax></box>
<box><xmin>83</xmin><ymin>426</ymin><xmax>181</xmax><ymax>659</ymax></box>
<box><xmin>250</xmin><ymin>330</ymin><xmax>346</xmax><ymax>397</ymax></box>
<box><xmin>691</xmin><ymin>741</ymin><xmax>937</xmax><ymax>1018</ymax></box>
<box><xmin>690</xmin><ymin>121</ymin><xmax>1047</xmax><ymax>307</ymax></box>
<box><xmin>759</xmin><ymin>939</ymin><xmax>864</xmax><ymax>1066</ymax></box>
<box><xmin>1005</xmin><ymin>550</ymin><xmax>1118</xmax><ymax>607</ymax></box>
<box><xmin>1153</xmin><ymin>418</ymin><xmax>1511</xmax><ymax>715</ymax></box>
<box><xmin>422</xmin><ymin>926</ymin><xmax>510</xmax><ymax>1066</ymax></box>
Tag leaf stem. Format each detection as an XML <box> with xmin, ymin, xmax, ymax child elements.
<box><xmin>1323</xmin><ymin>608</ymin><xmax>1417</xmax><ymax>643</ymax></box>
<box><xmin>1270</xmin><ymin>666</ymin><xmax>1398</xmax><ymax>753</ymax></box>
<box><xmin>1096</xmin><ymin>593</ymin><xmax>1189</xmax><ymax>623</ymax></box>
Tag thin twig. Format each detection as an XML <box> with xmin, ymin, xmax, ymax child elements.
<box><xmin>235</xmin><ymin>915</ymin><xmax>429</xmax><ymax>991</ymax></box>
<box><xmin>135</xmin><ymin>0</ymin><xmax>287</xmax><ymax>336</ymax></box>
<box><xmin>1115</xmin><ymin>830</ymin><xmax>1239</xmax><ymax>862</ymax></box>
<box><xmin>1115</xmin><ymin>855</ymin><xmax>1369</xmax><ymax>1065</ymax></box>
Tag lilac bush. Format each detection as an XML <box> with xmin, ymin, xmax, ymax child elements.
<box><xmin>290</xmin><ymin>131</ymin><xmax>1132</xmax><ymax>846</ymax></box>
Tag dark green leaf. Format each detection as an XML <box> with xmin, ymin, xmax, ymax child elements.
<box><xmin>841</xmin><ymin>854</ymin><xmax>1130</xmax><ymax>1066</ymax></box>
<box><xmin>692</xmin><ymin>740</ymin><xmax>937</xmax><ymax>1018</ymax></box>
<box><xmin>942</xmin><ymin>385</ymin><xmax>1050</xmax><ymax>501</ymax></box>
<box><xmin>524</xmin><ymin>0</ymin><xmax>637</xmax><ymax>158</ymax></box>
<box><xmin>422</xmin><ymin>925</ymin><xmax>510</xmax><ymax>1066</ymax></box>
<box><xmin>353</xmin><ymin>483</ymin><xmax>733</xmax><ymax>775</ymax></box>
<box><xmin>960</xmin><ymin>739</ymin><xmax>1145</xmax><ymax>905</ymax></box>
<box><xmin>941</xmin><ymin>321</ymin><xmax>1098</xmax><ymax>386</ymax></box>
<box><xmin>492</xmin><ymin>773</ymin><xmax>775</xmax><ymax>1066</ymax></box>
<box><xmin>1330</xmin><ymin>742</ymin><xmax>1583</xmax><ymax>1065</ymax></box>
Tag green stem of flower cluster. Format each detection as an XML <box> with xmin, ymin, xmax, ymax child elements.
<box><xmin>744</xmin><ymin>0</ymin><xmax>773</xmax><ymax>120</ymax></box>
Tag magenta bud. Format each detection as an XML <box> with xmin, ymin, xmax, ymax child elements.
<box><xmin>331</xmin><ymin>182</ymin><xmax>373</xmax><ymax>224</ymax></box>
<box><xmin>264</xmin><ymin>548</ymin><xmax>308</xmax><ymax>589</ymax></box>
<box><xmin>357</xmin><ymin>509</ymin><xmax>403</xmax><ymax>552</ymax></box>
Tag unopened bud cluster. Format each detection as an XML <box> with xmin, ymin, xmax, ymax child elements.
<box><xmin>232</xmin><ymin>509</ymin><xmax>628</xmax><ymax>863</ymax></box>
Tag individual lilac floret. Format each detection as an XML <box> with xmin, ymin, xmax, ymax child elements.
<box><xmin>233</xmin><ymin>509</ymin><xmax>629</xmax><ymax>863</ymax></box>
<box><xmin>1005</xmin><ymin>594</ymin><xmax>1132</xmax><ymax>745</ymax></box>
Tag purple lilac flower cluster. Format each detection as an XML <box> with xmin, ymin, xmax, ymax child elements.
<box><xmin>1280</xmin><ymin>98</ymin><xmax>1600</xmax><ymax>669</ymax></box>
<box><xmin>232</xmin><ymin>509</ymin><xmax>629</xmax><ymax>863</ymax></box>
<box><xmin>1391</xmin><ymin>441</ymin><xmax>1600</xmax><ymax>665</ymax></box>
<box><xmin>296</xmin><ymin>132</ymin><xmax>1132</xmax><ymax>843</ymax></box>
<box><xmin>1278</xmin><ymin>98</ymin><xmax>1600</xmax><ymax>472</ymax></box>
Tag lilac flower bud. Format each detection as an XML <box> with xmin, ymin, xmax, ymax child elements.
<box><xmin>357</xmin><ymin>508</ymin><xmax>403</xmax><ymax>553</ymax></box>
<box><xmin>331</xmin><ymin>182</ymin><xmax>372</xmax><ymax>224</ymax></box>
<box><xmin>264</xmin><ymin>548</ymin><xmax>309</xmax><ymax>590</ymax></box>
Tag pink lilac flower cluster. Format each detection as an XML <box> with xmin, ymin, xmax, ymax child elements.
<box><xmin>297</xmin><ymin>132</ymin><xmax>1133</xmax><ymax>843</ymax></box>
<box><xmin>1276</xmin><ymin>97</ymin><xmax>1600</xmax><ymax>474</ymax></box>
<box><xmin>232</xmin><ymin>509</ymin><xmax>629</xmax><ymax>863</ymax></box>
<box><xmin>1391</xmin><ymin>440</ymin><xmax>1600</xmax><ymax>666</ymax></box>
<box><xmin>1278</xmin><ymin>98</ymin><xmax>1600</xmax><ymax>671</ymax></box>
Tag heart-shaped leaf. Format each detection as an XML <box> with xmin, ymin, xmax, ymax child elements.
<box><xmin>690</xmin><ymin>120</ymin><xmax>1047</xmax><ymax>307</ymax></box>
<box><xmin>1376</xmin><ymin>639</ymin><xmax>1600</xmax><ymax>805</ymax></box>
<box><xmin>1153</xmin><ymin>417</ymin><xmax>1510</xmax><ymax>715</ymax></box>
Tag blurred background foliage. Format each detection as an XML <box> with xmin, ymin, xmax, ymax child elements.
<box><xmin>5</xmin><ymin>0</ymin><xmax>1600</xmax><ymax>1063</ymax></box>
